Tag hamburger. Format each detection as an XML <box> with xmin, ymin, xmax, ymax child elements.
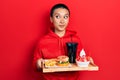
<box><xmin>56</xmin><ymin>55</ymin><xmax>69</xmax><ymax>66</ymax></box>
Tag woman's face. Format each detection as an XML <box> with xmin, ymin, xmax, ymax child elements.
<box><xmin>50</xmin><ymin>8</ymin><xmax>69</xmax><ymax>32</ymax></box>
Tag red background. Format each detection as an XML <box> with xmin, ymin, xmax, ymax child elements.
<box><xmin>0</xmin><ymin>0</ymin><xmax>120</xmax><ymax>80</ymax></box>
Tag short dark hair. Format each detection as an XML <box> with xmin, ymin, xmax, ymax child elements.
<box><xmin>50</xmin><ymin>3</ymin><xmax>70</xmax><ymax>17</ymax></box>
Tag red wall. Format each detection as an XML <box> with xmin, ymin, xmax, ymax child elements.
<box><xmin>0</xmin><ymin>0</ymin><xmax>120</xmax><ymax>80</ymax></box>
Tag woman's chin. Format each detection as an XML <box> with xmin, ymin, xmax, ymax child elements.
<box><xmin>58</xmin><ymin>27</ymin><xmax>66</xmax><ymax>31</ymax></box>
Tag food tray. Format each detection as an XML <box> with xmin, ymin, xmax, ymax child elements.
<box><xmin>42</xmin><ymin>59</ymin><xmax>99</xmax><ymax>73</ymax></box>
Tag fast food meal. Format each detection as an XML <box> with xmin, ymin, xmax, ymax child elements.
<box><xmin>56</xmin><ymin>55</ymin><xmax>69</xmax><ymax>66</ymax></box>
<box><xmin>44</xmin><ymin>56</ymin><xmax>70</xmax><ymax>67</ymax></box>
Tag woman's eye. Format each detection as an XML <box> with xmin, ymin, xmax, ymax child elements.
<box><xmin>55</xmin><ymin>15</ymin><xmax>60</xmax><ymax>19</ymax></box>
<box><xmin>64</xmin><ymin>16</ymin><xmax>69</xmax><ymax>19</ymax></box>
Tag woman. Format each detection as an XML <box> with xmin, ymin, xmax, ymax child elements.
<box><xmin>33</xmin><ymin>3</ymin><xmax>85</xmax><ymax>80</ymax></box>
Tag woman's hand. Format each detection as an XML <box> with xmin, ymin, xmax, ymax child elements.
<box><xmin>36</xmin><ymin>58</ymin><xmax>43</xmax><ymax>70</ymax></box>
<box><xmin>87</xmin><ymin>56</ymin><xmax>94</xmax><ymax>64</ymax></box>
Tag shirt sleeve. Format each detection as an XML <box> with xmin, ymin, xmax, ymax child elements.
<box><xmin>32</xmin><ymin>43</ymin><xmax>43</xmax><ymax>70</ymax></box>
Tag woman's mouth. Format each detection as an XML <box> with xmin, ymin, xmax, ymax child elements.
<box><xmin>59</xmin><ymin>25</ymin><xmax>65</xmax><ymax>27</ymax></box>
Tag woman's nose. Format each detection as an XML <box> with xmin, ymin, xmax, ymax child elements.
<box><xmin>60</xmin><ymin>19</ymin><xmax>65</xmax><ymax>24</ymax></box>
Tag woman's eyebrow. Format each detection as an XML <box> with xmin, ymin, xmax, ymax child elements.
<box><xmin>65</xmin><ymin>14</ymin><xmax>69</xmax><ymax>15</ymax></box>
<box><xmin>54</xmin><ymin>13</ymin><xmax>59</xmax><ymax>15</ymax></box>
<box><xmin>54</xmin><ymin>13</ymin><xmax>69</xmax><ymax>15</ymax></box>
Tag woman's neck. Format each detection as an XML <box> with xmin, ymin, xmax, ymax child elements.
<box><xmin>55</xmin><ymin>30</ymin><xmax>66</xmax><ymax>37</ymax></box>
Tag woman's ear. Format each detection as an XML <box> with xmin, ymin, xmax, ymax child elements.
<box><xmin>50</xmin><ymin>17</ymin><xmax>53</xmax><ymax>23</ymax></box>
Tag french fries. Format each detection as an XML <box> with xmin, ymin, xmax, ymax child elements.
<box><xmin>45</xmin><ymin>59</ymin><xmax>57</xmax><ymax>67</ymax></box>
